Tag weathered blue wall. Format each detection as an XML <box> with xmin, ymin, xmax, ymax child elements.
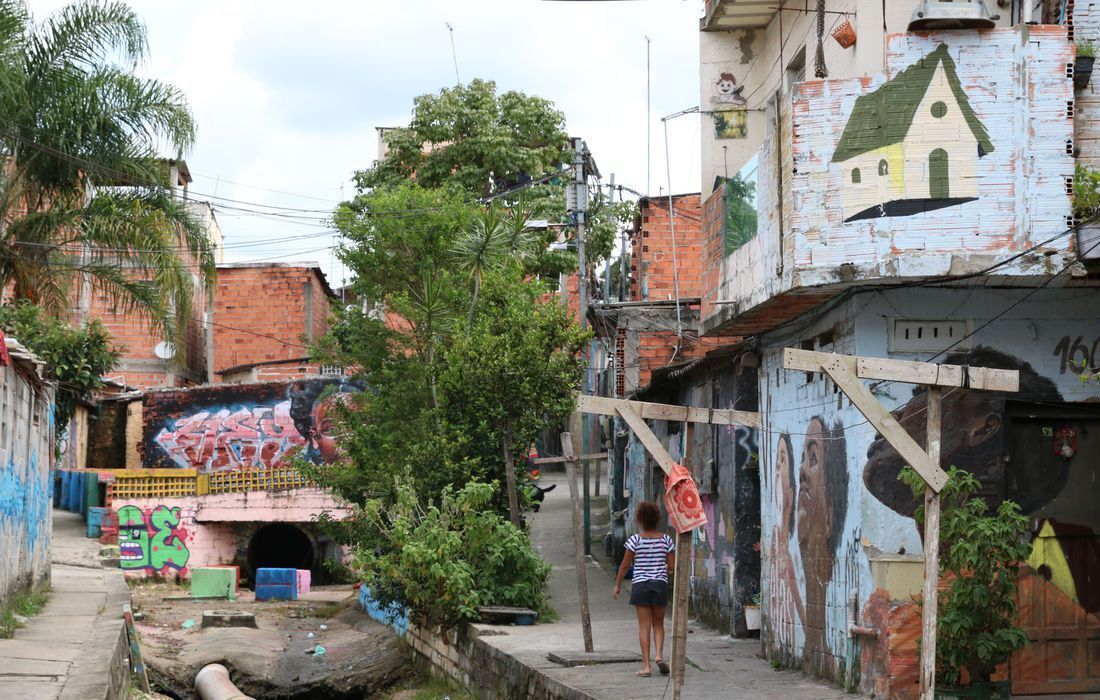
<box><xmin>609</xmin><ymin>353</ymin><xmax>760</xmax><ymax>635</ymax></box>
<box><xmin>758</xmin><ymin>286</ymin><xmax>1100</xmax><ymax>690</ymax></box>
<box><xmin>0</xmin><ymin>348</ymin><xmax>54</xmax><ymax>606</ymax></box>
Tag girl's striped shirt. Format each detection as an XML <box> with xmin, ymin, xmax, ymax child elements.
<box><xmin>625</xmin><ymin>533</ymin><xmax>675</xmax><ymax>583</ymax></box>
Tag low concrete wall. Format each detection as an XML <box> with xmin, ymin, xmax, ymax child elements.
<box><xmin>407</xmin><ymin>623</ymin><xmax>593</xmax><ymax>700</ymax></box>
<box><xmin>58</xmin><ymin>569</ymin><xmax>132</xmax><ymax>700</ymax></box>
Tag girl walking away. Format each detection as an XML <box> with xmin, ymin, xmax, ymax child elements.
<box><xmin>612</xmin><ymin>501</ymin><xmax>675</xmax><ymax>677</ymax></box>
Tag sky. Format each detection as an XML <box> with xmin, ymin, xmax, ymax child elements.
<box><xmin>30</xmin><ymin>0</ymin><xmax>704</xmax><ymax>287</ymax></box>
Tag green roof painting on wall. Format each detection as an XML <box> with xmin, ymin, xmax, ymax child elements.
<box><xmin>832</xmin><ymin>44</ymin><xmax>993</xmax><ymax>222</ymax></box>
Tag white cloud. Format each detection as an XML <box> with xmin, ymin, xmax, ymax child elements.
<box><xmin>26</xmin><ymin>0</ymin><xmax>704</xmax><ymax>285</ymax></box>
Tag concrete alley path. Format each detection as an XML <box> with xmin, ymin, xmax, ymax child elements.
<box><xmin>0</xmin><ymin>508</ymin><xmax>131</xmax><ymax>700</ymax></box>
<box><xmin>474</xmin><ymin>472</ymin><xmax>852</xmax><ymax>699</ymax></box>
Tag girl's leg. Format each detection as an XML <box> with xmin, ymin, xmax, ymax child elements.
<box><xmin>635</xmin><ymin>605</ymin><xmax>653</xmax><ymax>674</ymax></box>
<box><xmin>652</xmin><ymin>603</ymin><xmax>667</xmax><ymax>664</ymax></box>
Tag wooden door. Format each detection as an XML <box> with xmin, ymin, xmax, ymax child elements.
<box><xmin>1008</xmin><ymin>413</ymin><xmax>1100</xmax><ymax>694</ymax></box>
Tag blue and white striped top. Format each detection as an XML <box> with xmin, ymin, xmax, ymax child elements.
<box><xmin>625</xmin><ymin>533</ymin><xmax>675</xmax><ymax>583</ymax></box>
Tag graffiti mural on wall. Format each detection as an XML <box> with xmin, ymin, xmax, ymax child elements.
<box><xmin>863</xmin><ymin>347</ymin><xmax>1063</xmax><ymax>517</ymax></box>
<box><xmin>712</xmin><ymin>72</ymin><xmax>748</xmax><ymax>140</ymax></box>
<box><xmin>831</xmin><ymin>44</ymin><xmax>993</xmax><ymax>222</ymax></box>
<box><xmin>117</xmin><ymin>505</ymin><xmax>190</xmax><ymax>573</ymax></box>
<box><xmin>765</xmin><ymin>434</ymin><xmax>804</xmax><ymax>654</ymax></box>
<box><xmin>795</xmin><ymin>416</ymin><xmax>848</xmax><ymax>672</ymax></box>
<box><xmin>145</xmin><ymin>379</ymin><xmax>361</xmax><ymax>471</ymax></box>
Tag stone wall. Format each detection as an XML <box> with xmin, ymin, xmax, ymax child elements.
<box><xmin>407</xmin><ymin>623</ymin><xmax>592</xmax><ymax>700</ymax></box>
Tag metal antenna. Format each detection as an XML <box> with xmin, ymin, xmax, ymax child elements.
<box><xmin>645</xmin><ymin>35</ymin><xmax>651</xmax><ymax>195</ymax></box>
<box><xmin>445</xmin><ymin>22</ymin><xmax>461</xmax><ymax>85</ymax></box>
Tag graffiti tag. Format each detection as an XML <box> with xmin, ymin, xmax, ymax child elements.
<box><xmin>117</xmin><ymin>505</ymin><xmax>190</xmax><ymax>573</ymax></box>
<box><xmin>1052</xmin><ymin>335</ymin><xmax>1100</xmax><ymax>375</ymax></box>
<box><xmin>153</xmin><ymin>402</ymin><xmax>305</xmax><ymax>471</ymax></box>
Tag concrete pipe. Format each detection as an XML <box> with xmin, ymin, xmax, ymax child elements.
<box><xmin>195</xmin><ymin>663</ymin><xmax>255</xmax><ymax>700</ymax></box>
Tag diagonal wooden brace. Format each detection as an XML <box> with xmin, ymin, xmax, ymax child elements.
<box><xmin>821</xmin><ymin>355</ymin><xmax>949</xmax><ymax>493</ymax></box>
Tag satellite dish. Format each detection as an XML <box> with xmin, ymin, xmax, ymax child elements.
<box><xmin>154</xmin><ymin>341</ymin><xmax>176</xmax><ymax>360</ymax></box>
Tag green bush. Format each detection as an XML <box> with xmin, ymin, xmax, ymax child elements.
<box><xmin>353</xmin><ymin>478</ymin><xmax>549</xmax><ymax>632</ymax></box>
<box><xmin>900</xmin><ymin>466</ymin><xmax>1031</xmax><ymax>688</ymax></box>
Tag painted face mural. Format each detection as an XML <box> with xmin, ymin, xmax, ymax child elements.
<box><xmin>117</xmin><ymin>505</ymin><xmax>190</xmax><ymax>573</ymax></box>
<box><xmin>766</xmin><ymin>434</ymin><xmax>805</xmax><ymax>652</ymax></box>
<box><xmin>149</xmin><ymin>379</ymin><xmax>362</xmax><ymax>471</ymax></box>
<box><xmin>795</xmin><ymin>417</ymin><xmax>847</xmax><ymax>669</ymax></box>
<box><xmin>713</xmin><ymin>72</ymin><xmax>746</xmax><ymax>106</ymax></box>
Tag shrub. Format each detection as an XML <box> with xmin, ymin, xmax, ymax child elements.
<box><xmin>900</xmin><ymin>466</ymin><xmax>1031</xmax><ymax>688</ymax></box>
<box><xmin>353</xmin><ymin>478</ymin><xmax>549</xmax><ymax>632</ymax></box>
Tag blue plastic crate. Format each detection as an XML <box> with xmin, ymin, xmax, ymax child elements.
<box><xmin>255</xmin><ymin>583</ymin><xmax>297</xmax><ymax>601</ymax></box>
<box><xmin>255</xmin><ymin>568</ymin><xmax>297</xmax><ymax>586</ymax></box>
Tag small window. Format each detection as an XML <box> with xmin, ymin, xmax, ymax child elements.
<box><xmin>931</xmin><ymin>101</ymin><xmax>947</xmax><ymax>118</ymax></box>
<box><xmin>878</xmin><ymin>159</ymin><xmax>888</xmax><ymax>176</ymax></box>
<box><xmin>319</xmin><ymin>364</ymin><xmax>343</xmax><ymax>377</ymax></box>
<box><xmin>851</xmin><ymin>168</ymin><xmax>861</xmax><ymax>184</ymax></box>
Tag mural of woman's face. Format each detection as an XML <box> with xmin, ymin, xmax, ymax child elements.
<box><xmin>775</xmin><ymin>436</ymin><xmax>794</xmax><ymax>535</ymax></box>
<box><xmin>797</xmin><ymin>418</ymin><xmax>830</xmax><ymax>569</ymax></box>
<box><xmin>310</xmin><ymin>393</ymin><xmax>348</xmax><ymax>463</ymax></box>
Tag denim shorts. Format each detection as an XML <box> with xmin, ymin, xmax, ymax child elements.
<box><xmin>629</xmin><ymin>579</ymin><xmax>669</xmax><ymax>607</ymax></box>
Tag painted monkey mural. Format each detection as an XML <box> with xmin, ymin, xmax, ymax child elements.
<box><xmin>117</xmin><ymin>505</ymin><xmax>190</xmax><ymax>573</ymax></box>
<box><xmin>146</xmin><ymin>379</ymin><xmax>362</xmax><ymax>471</ymax></box>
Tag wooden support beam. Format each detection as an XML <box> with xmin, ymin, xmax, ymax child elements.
<box><xmin>782</xmin><ymin>348</ymin><xmax>1019</xmax><ymax>392</ymax></box>
<box><xmin>615</xmin><ymin>404</ymin><xmax>677</xmax><ymax>475</ymax></box>
<box><xmin>919</xmin><ymin>388</ymin><xmax>943</xmax><ymax>700</ymax></box>
<box><xmin>531</xmin><ymin>452</ymin><xmax>608</xmax><ymax>465</ymax></box>
<box><xmin>819</xmin><ymin>356</ymin><xmax>949</xmax><ymax>493</ymax></box>
<box><xmin>562</xmin><ymin>427</ymin><xmax>593</xmax><ymax>652</ymax></box>
<box><xmin>579</xmin><ymin>394</ymin><xmax>761</xmax><ymax>429</ymax></box>
<box><xmin>670</xmin><ymin>423</ymin><xmax>694</xmax><ymax>700</ymax></box>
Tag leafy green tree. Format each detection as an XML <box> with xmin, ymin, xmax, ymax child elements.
<box><xmin>351</xmin><ymin>478</ymin><xmax>550</xmax><ymax>633</ymax></box>
<box><xmin>440</xmin><ymin>271</ymin><xmax>588</xmax><ymax>526</ymax></box>
<box><xmin>0</xmin><ymin>301</ymin><xmax>121</xmax><ymax>438</ymax></box>
<box><xmin>0</xmin><ymin>0</ymin><xmax>213</xmax><ymax>351</ymax></box>
<box><xmin>358</xmin><ymin>79</ymin><xmax>569</xmax><ymax>197</ymax></box>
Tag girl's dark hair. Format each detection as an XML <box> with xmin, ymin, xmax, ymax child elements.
<box><xmin>636</xmin><ymin>501</ymin><xmax>661</xmax><ymax>530</ymax></box>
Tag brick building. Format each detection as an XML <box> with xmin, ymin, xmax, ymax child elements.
<box><xmin>212</xmin><ymin>263</ymin><xmax>335</xmax><ymax>383</ymax></box>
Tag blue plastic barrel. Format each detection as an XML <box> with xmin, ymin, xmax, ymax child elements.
<box><xmin>86</xmin><ymin>506</ymin><xmax>109</xmax><ymax>538</ymax></box>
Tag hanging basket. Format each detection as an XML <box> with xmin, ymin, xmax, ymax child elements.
<box><xmin>832</xmin><ymin>20</ymin><xmax>856</xmax><ymax>49</ymax></box>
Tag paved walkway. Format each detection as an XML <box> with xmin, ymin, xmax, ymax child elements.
<box><xmin>0</xmin><ymin>509</ymin><xmax>131</xmax><ymax>700</ymax></box>
<box><xmin>475</xmin><ymin>472</ymin><xmax>851</xmax><ymax>699</ymax></box>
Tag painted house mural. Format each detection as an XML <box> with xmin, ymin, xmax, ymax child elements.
<box><xmin>831</xmin><ymin>44</ymin><xmax>994</xmax><ymax>222</ymax></box>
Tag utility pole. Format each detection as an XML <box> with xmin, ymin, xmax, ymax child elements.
<box><xmin>571</xmin><ymin>137</ymin><xmax>592</xmax><ymax>555</ymax></box>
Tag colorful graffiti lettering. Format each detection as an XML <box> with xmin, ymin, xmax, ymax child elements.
<box><xmin>117</xmin><ymin>505</ymin><xmax>190</xmax><ymax>573</ymax></box>
<box><xmin>149</xmin><ymin>380</ymin><xmax>360</xmax><ymax>472</ymax></box>
<box><xmin>154</xmin><ymin>402</ymin><xmax>305</xmax><ymax>471</ymax></box>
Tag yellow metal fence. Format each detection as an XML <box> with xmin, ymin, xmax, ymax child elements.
<box><xmin>108</xmin><ymin>466</ymin><xmax>316</xmax><ymax>501</ymax></box>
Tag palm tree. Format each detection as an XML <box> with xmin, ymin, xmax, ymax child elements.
<box><xmin>0</xmin><ymin>0</ymin><xmax>213</xmax><ymax>352</ymax></box>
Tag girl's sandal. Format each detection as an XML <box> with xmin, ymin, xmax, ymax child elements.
<box><xmin>636</xmin><ymin>670</ymin><xmax>652</xmax><ymax>677</ymax></box>
<box><xmin>656</xmin><ymin>660</ymin><xmax>670</xmax><ymax>675</ymax></box>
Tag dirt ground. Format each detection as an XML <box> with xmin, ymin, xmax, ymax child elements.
<box><xmin>131</xmin><ymin>582</ymin><xmax>411</xmax><ymax>699</ymax></box>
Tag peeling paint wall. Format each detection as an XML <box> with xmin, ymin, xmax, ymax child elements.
<box><xmin>757</xmin><ymin>286</ymin><xmax>1100</xmax><ymax>695</ymax></box>
<box><xmin>610</xmin><ymin>354</ymin><xmax>759</xmax><ymax>635</ymax></box>
<box><xmin>706</xmin><ymin>28</ymin><xmax>1076</xmax><ymax>332</ymax></box>
<box><xmin>0</xmin><ymin>347</ymin><xmax>53</xmax><ymax>606</ymax></box>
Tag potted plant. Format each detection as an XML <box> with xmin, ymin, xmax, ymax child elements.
<box><xmin>1076</xmin><ymin>41</ymin><xmax>1095</xmax><ymax>91</ymax></box>
<box><xmin>900</xmin><ymin>467</ymin><xmax>1031</xmax><ymax>700</ymax></box>
<box><xmin>744</xmin><ymin>591</ymin><xmax>761</xmax><ymax>631</ymax></box>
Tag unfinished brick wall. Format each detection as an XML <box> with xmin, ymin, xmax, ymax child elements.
<box><xmin>630</xmin><ymin>194</ymin><xmax>705</xmax><ymax>302</ymax></box>
<box><xmin>213</xmin><ymin>264</ymin><xmax>332</xmax><ymax>380</ymax></box>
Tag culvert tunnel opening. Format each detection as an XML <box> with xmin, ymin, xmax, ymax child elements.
<box><xmin>246</xmin><ymin>523</ymin><xmax>315</xmax><ymax>583</ymax></box>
